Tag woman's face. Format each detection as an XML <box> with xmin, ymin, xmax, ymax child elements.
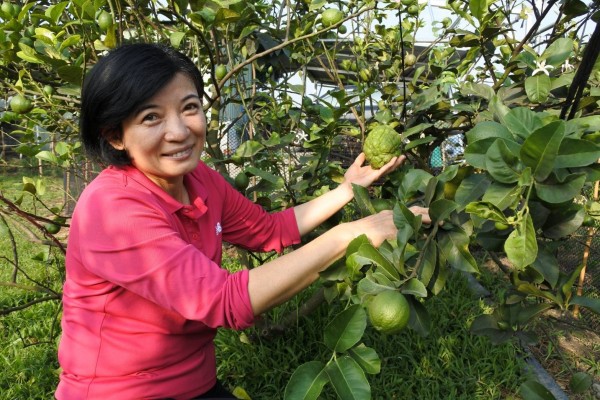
<box><xmin>113</xmin><ymin>73</ymin><xmax>206</xmax><ymax>192</ymax></box>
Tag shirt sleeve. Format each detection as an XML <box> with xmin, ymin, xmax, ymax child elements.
<box><xmin>195</xmin><ymin>165</ymin><xmax>301</xmax><ymax>252</ymax></box>
<box><xmin>72</xmin><ymin>185</ymin><xmax>254</xmax><ymax>330</ymax></box>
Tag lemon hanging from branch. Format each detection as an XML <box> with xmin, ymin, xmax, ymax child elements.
<box><xmin>363</xmin><ymin>124</ymin><xmax>403</xmax><ymax>169</ymax></box>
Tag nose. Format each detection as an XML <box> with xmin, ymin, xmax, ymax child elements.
<box><xmin>164</xmin><ymin>114</ymin><xmax>190</xmax><ymax>141</ymax></box>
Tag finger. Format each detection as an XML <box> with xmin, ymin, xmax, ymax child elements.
<box><xmin>353</xmin><ymin>152</ymin><xmax>366</xmax><ymax>167</ymax></box>
<box><xmin>378</xmin><ymin>154</ymin><xmax>406</xmax><ymax>175</ymax></box>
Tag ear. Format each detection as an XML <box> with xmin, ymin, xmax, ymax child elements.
<box><xmin>103</xmin><ymin>128</ymin><xmax>125</xmax><ymax>150</ymax></box>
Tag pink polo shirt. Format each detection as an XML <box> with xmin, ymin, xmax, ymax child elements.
<box><xmin>56</xmin><ymin>162</ymin><xmax>300</xmax><ymax>399</ymax></box>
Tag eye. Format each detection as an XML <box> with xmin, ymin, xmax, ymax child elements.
<box><xmin>141</xmin><ymin>113</ymin><xmax>159</xmax><ymax>123</ymax></box>
<box><xmin>183</xmin><ymin>102</ymin><xmax>200</xmax><ymax>112</ymax></box>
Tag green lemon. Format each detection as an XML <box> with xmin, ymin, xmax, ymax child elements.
<box><xmin>367</xmin><ymin>290</ymin><xmax>410</xmax><ymax>335</ymax></box>
<box><xmin>10</xmin><ymin>94</ymin><xmax>33</xmax><ymax>114</ymax></box>
<box><xmin>407</xmin><ymin>4</ymin><xmax>419</xmax><ymax>15</ymax></box>
<box><xmin>321</xmin><ymin>8</ymin><xmax>344</xmax><ymax>27</ymax></box>
<box><xmin>97</xmin><ymin>10</ymin><xmax>113</xmax><ymax>31</ymax></box>
<box><xmin>234</xmin><ymin>172</ymin><xmax>250</xmax><ymax>191</ymax></box>
<box><xmin>215</xmin><ymin>64</ymin><xmax>228</xmax><ymax>80</ymax></box>
<box><xmin>363</xmin><ymin>124</ymin><xmax>403</xmax><ymax>169</ymax></box>
<box><xmin>44</xmin><ymin>222</ymin><xmax>61</xmax><ymax>234</ymax></box>
<box><xmin>43</xmin><ymin>85</ymin><xmax>54</xmax><ymax>96</ymax></box>
<box><xmin>337</xmin><ymin>24</ymin><xmax>347</xmax><ymax>34</ymax></box>
<box><xmin>404</xmin><ymin>53</ymin><xmax>417</xmax><ymax>67</ymax></box>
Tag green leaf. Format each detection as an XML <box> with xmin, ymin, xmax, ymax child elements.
<box><xmin>325</xmin><ymin>356</ymin><xmax>371</xmax><ymax>400</ymax></box>
<box><xmin>482</xmin><ymin>182</ymin><xmax>522</xmax><ymax>211</ymax></box>
<box><xmin>324</xmin><ymin>305</ymin><xmax>367</xmax><ymax>353</ymax></box>
<box><xmin>455</xmin><ymin>174</ymin><xmax>491</xmax><ymax>209</ymax></box>
<box><xmin>356</xmin><ymin>275</ymin><xmax>394</xmax><ymax>300</ymax></box>
<box><xmin>465</xmin><ymin>201</ymin><xmax>506</xmax><ymax>222</ymax></box>
<box><xmin>437</xmin><ymin>229</ymin><xmax>479</xmax><ymax>273</ymax></box>
<box><xmin>516</xmin><ymin>303</ymin><xmax>554</xmax><ymax>325</ymax></box>
<box><xmin>466</xmin><ymin>121</ymin><xmax>514</xmax><ymax>144</ymax></box>
<box><xmin>460</xmin><ymin>82</ymin><xmax>494</xmax><ymax>100</ymax></box>
<box><xmin>531</xmin><ymin>244</ymin><xmax>560</xmax><ymax>288</ymax></box>
<box><xmin>284</xmin><ymin>361</ymin><xmax>328</xmax><ymax>400</ymax></box>
<box><xmin>485</xmin><ymin>138</ymin><xmax>521</xmax><ymax>183</ymax></box>
<box><xmin>428</xmin><ymin>198</ymin><xmax>458</xmax><ymax>223</ymax></box>
<box><xmin>519</xmin><ymin>380</ymin><xmax>557</xmax><ymax>400</ymax></box>
<box><xmin>503</xmin><ymin>107</ymin><xmax>544</xmax><ymax>140</ymax></box>
<box><xmin>357</xmin><ymin>243</ymin><xmax>400</xmax><ymax>281</ymax></box>
<box><xmin>534</xmin><ymin>173</ymin><xmax>586</xmax><ymax>203</ymax></box>
<box><xmin>234</xmin><ymin>139</ymin><xmax>264</xmax><ymax>157</ymax></box>
<box><xmin>417</xmin><ymin>240</ymin><xmax>437</xmax><ymax>287</ymax></box>
<box><xmin>465</xmin><ymin>138</ymin><xmax>521</xmax><ymax>170</ymax></box>
<box><xmin>57</xmin><ymin>65</ymin><xmax>83</xmax><ymax>86</ymax></box>
<box><xmin>542</xmin><ymin>204</ymin><xmax>584</xmax><ymax>239</ymax></box>
<box><xmin>561</xmin><ymin>263</ymin><xmax>584</xmax><ymax>304</ymax></box>
<box><xmin>352</xmin><ymin>184</ymin><xmax>376</xmax><ymax>217</ymax></box>
<box><xmin>570</xmin><ymin>295</ymin><xmax>600</xmax><ymax>315</ymax></box>
<box><xmin>347</xmin><ymin>344</ymin><xmax>381</xmax><ymax>375</ymax></box>
<box><xmin>505</xmin><ymin>214</ymin><xmax>538</xmax><ymax>270</ymax></box>
<box><xmin>570</xmin><ymin>372</ymin><xmax>593</xmax><ymax>394</ymax></box>
<box><xmin>399</xmin><ymin>278</ymin><xmax>426</xmax><ymax>298</ymax></box>
<box><xmin>520</xmin><ymin>120</ymin><xmax>565</xmax><ymax>181</ymax></box>
<box><xmin>470</xmin><ymin>314</ymin><xmax>514</xmax><ymax>344</ymax></box>
<box><xmin>555</xmin><ymin>138</ymin><xmax>600</xmax><ymax>168</ymax></box>
<box><xmin>407</xmin><ymin>296</ymin><xmax>431</xmax><ymax>337</ymax></box>
<box><xmin>542</xmin><ymin>38</ymin><xmax>574</xmax><ymax>67</ymax></box>
<box><xmin>469</xmin><ymin>0</ymin><xmax>489</xmax><ymax>21</ymax></box>
<box><xmin>169</xmin><ymin>31</ymin><xmax>187</xmax><ymax>48</ymax></box>
<box><xmin>393</xmin><ymin>203</ymin><xmax>416</xmax><ymax>245</ymax></box>
<box><xmin>525</xmin><ymin>74</ymin><xmax>551</xmax><ymax>103</ymax></box>
<box><xmin>35</xmin><ymin>150</ymin><xmax>59</xmax><ymax>164</ymax></box>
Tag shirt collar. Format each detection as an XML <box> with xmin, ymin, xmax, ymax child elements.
<box><xmin>112</xmin><ymin>165</ymin><xmax>208</xmax><ymax>218</ymax></box>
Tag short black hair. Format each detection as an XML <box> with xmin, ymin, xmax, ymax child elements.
<box><xmin>80</xmin><ymin>43</ymin><xmax>204</xmax><ymax>166</ymax></box>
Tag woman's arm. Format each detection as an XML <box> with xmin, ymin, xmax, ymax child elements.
<box><xmin>247</xmin><ymin>205</ymin><xmax>429</xmax><ymax>315</ymax></box>
<box><xmin>293</xmin><ymin>153</ymin><xmax>406</xmax><ymax>236</ymax></box>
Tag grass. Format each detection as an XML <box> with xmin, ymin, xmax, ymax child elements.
<box><xmin>215</xmin><ymin>267</ymin><xmax>525</xmax><ymax>399</ymax></box>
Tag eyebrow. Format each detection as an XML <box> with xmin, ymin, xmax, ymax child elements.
<box><xmin>134</xmin><ymin>94</ymin><xmax>201</xmax><ymax>116</ymax></box>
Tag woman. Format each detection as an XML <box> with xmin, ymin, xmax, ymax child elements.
<box><xmin>56</xmin><ymin>43</ymin><xmax>429</xmax><ymax>399</ymax></box>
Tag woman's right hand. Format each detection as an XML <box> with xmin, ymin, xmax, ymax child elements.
<box><xmin>342</xmin><ymin>206</ymin><xmax>431</xmax><ymax>248</ymax></box>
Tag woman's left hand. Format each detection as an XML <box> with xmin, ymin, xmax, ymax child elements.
<box><xmin>343</xmin><ymin>152</ymin><xmax>406</xmax><ymax>188</ymax></box>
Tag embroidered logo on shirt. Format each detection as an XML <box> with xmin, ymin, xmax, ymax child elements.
<box><xmin>215</xmin><ymin>222</ymin><xmax>222</xmax><ymax>235</ymax></box>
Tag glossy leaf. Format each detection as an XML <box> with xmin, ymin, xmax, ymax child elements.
<box><xmin>482</xmin><ymin>182</ymin><xmax>522</xmax><ymax>210</ymax></box>
<box><xmin>357</xmin><ymin>243</ymin><xmax>400</xmax><ymax>281</ymax></box>
<box><xmin>437</xmin><ymin>229</ymin><xmax>479</xmax><ymax>273</ymax></box>
<box><xmin>466</xmin><ymin>121</ymin><xmax>514</xmax><ymax>144</ymax></box>
<box><xmin>505</xmin><ymin>214</ymin><xmax>538</xmax><ymax>270</ymax></box>
<box><xmin>324</xmin><ymin>305</ymin><xmax>367</xmax><ymax>353</ymax></box>
<box><xmin>429</xmin><ymin>198</ymin><xmax>458</xmax><ymax>223</ymax></box>
<box><xmin>401</xmin><ymin>278</ymin><xmax>428</xmax><ymax>298</ymax></box>
<box><xmin>542</xmin><ymin>204</ymin><xmax>584</xmax><ymax>239</ymax></box>
<box><xmin>570</xmin><ymin>295</ymin><xmax>600</xmax><ymax>315</ymax></box>
<box><xmin>555</xmin><ymin>138</ymin><xmax>600</xmax><ymax>168</ymax></box>
<box><xmin>503</xmin><ymin>107</ymin><xmax>543</xmax><ymax>140</ymax></box>
<box><xmin>407</xmin><ymin>296</ymin><xmax>431</xmax><ymax>337</ymax></box>
<box><xmin>284</xmin><ymin>361</ymin><xmax>328</xmax><ymax>400</ymax></box>
<box><xmin>325</xmin><ymin>356</ymin><xmax>371</xmax><ymax>400</ymax></box>
<box><xmin>485</xmin><ymin>138</ymin><xmax>521</xmax><ymax>183</ymax></box>
<box><xmin>534</xmin><ymin>173</ymin><xmax>586</xmax><ymax>203</ymax></box>
<box><xmin>352</xmin><ymin>184</ymin><xmax>376</xmax><ymax>217</ymax></box>
<box><xmin>347</xmin><ymin>344</ymin><xmax>381</xmax><ymax>375</ymax></box>
<box><xmin>519</xmin><ymin>380</ymin><xmax>556</xmax><ymax>400</ymax></box>
<box><xmin>520</xmin><ymin>120</ymin><xmax>565</xmax><ymax>181</ymax></box>
<box><xmin>455</xmin><ymin>173</ymin><xmax>491</xmax><ymax>209</ymax></box>
<box><xmin>525</xmin><ymin>74</ymin><xmax>551</xmax><ymax>103</ymax></box>
<box><xmin>531</xmin><ymin>244</ymin><xmax>560</xmax><ymax>288</ymax></box>
<box><xmin>542</xmin><ymin>37</ymin><xmax>573</xmax><ymax>67</ymax></box>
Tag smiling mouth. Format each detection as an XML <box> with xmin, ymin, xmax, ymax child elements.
<box><xmin>164</xmin><ymin>147</ymin><xmax>193</xmax><ymax>159</ymax></box>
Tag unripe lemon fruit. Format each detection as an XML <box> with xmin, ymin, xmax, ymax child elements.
<box><xmin>234</xmin><ymin>172</ymin><xmax>249</xmax><ymax>191</ymax></box>
<box><xmin>367</xmin><ymin>290</ymin><xmax>410</xmax><ymax>334</ymax></box>
<box><xmin>404</xmin><ymin>53</ymin><xmax>417</xmax><ymax>67</ymax></box>
<box><xmin>321</xmin><ymin>8</ymin><xmax>344</xmax><ymax>27</ymax></box>
<box><xmin>10</xmin><ymin>94</ymin><xmax>33</xmax><ymax>114</ymax></box>
<box><xmin>97</xmin><ymin>10</ymin><xmax>113</xmax><ymax>31</ymax></box>
<box><xmin>215</xmin><ymin>64</ymin><xmax>228</xmax><ymax>80</ymax></box>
